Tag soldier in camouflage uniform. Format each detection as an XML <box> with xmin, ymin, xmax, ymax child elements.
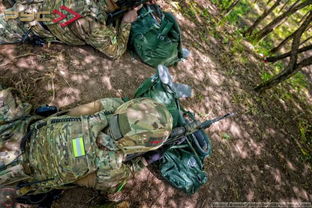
<box><xmin>0</xmin><ymin>0</ymin><xmax>142</xmax><ymax>59</ymax></box>
<box><xmin>0</xmin><ymin>86</ymin><xmax>173</xmax><ymax>197</ymax></box>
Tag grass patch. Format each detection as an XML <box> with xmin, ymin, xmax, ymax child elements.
<box><xmin>298</xmin><ymin>119</ymin><xmax>312</xmax><ymax>164</ymax></box>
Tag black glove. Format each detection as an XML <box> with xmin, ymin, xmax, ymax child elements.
<box><xmin>22</xmin><ymin>31</ymin><xmax>46</xmax><ymax>47</ymax></box>
<box><xmin>144</xmin><ymin>149</ymin><xmax>164</xmax><ymax>164</ymax></box>
<box><xmin>29</xmin><ymin>35</ymin><xmax>46</xmax><ymax>47</ymax></box>
<box><xmin>35</xmin><ymin>105</ymin><xmax>58</xmax><ymax>117</ymax></box>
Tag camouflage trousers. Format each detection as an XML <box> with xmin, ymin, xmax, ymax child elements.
<box><xmin>0</xmin><ymin>14</ymin><xmax>28</xmax><ymax>44</ymax></box>
<box><xmin>0</xmin><ymin>86</ymin><xmax>35</xmax><ymax>187</ymax></box>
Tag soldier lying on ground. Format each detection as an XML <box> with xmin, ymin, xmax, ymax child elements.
<box><xmin>0</xmin><ymin>85</ymin><xmax>172</xmax><ymax>207</ymax></box>
<box><xmin>0</xmin><ymin>0</ymin><xmax>147</xmax><ymax>59</ymax></box>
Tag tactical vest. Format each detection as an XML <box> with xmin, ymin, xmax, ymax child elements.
<box><xmin>23</xmin><ymin>109</ymin><xmax>123</xmax><ymax>192</ymax></box>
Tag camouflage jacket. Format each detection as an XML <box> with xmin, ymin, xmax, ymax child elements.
<box><xmin>0</xmin><ymin>92</ymin><xmax>148</xmax><ymax>195</ymax></box>
<box><xmin>21</xmin><ymin>98</ymin><xmax>147</xmax><ymax>195</ymax></box>
<box><xmin>5</xmin><ymin>0</ymin><xmax>131</xmax><ymax>59</ymax></box>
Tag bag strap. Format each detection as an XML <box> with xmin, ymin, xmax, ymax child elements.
<box><xmin>163</xmin><ymin>12</ymin><xmax>183</xmax><ymax>58</ymax></box>
<box><xmin>158</xmin><ymin>19</ymin><xmax>174</xmax><ymax>37</ymax></box>
<box><xmin>134</xmin><ymin>76</ymin><xmax>156</xmax><ymax>98</ymax></box>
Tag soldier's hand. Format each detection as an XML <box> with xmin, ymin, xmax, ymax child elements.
<box><xmin>146</xmin><ymin>0</ymin><xmax>157</xmax><ymax>4</ymax></box>
<box><xmin>122</xmin><ymin>5</ymin><xmax>143</xmax><ymax>23</ymax></box>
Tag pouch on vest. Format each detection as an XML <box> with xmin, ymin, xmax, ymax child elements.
<box><xmin>134</xmin><ymin>65</ymin><xmax>212</xmax><ymax>194</ymax></box>
<box><xmin>129</xmin><ymin>4</ymin><xmax>183</xmax><ymax>67</ymax></box>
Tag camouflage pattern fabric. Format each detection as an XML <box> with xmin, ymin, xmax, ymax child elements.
<box><xmin>114</xmin><ymin>98</ymin><xmax>173</xmax><ymax>155</ymax></box>
<box><xmin>0</xmin><ymin>87</ymin><xmax>39</xmax><ymax>186</ymax></box>
<box><xmin>0</xmin><ymin>0</ymin><xmax>131</xmax><ymax>59</ymax></box>
<box><xmin>0</xmin><ymin>13</ymin><xmax>27</xmax><ymax>44</ymax></box>
<box><xmin>22</xmin><ymin>98</ymin><xmax>124</xmax><ymax>194</ymax></box>
<box><xmin>1</xmin><ymin>94</ymin><xmax>173</xmax><ymax>195</ymax></box>
<box><xmin>20</xmin><ymin>98</ymin><xmax>171</xmax><ymax>195</ymax></box>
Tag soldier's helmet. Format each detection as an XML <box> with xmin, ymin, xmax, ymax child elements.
<box><xmin>109</xmin><ymin>98</ymin><xmax>173</xmax><ymax>155</ymax></box>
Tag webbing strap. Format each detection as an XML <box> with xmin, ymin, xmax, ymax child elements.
<box><xmin>159</xmin><ymin>20</ymin><xmax>174</xmax><ymax>37</ymax></box>
<box><xmin>108</xmin><ymin>115</ymin><xmax>123</xmax><ymax>140</ymax></box>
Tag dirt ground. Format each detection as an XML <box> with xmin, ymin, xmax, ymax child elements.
<box><xmin>1</xmin><ymin>1</ymin><xmax>312</xmax><ymax>208</ymax></box>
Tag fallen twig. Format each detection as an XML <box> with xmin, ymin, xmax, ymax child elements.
<box><xmin>14</xmin><ymin>53</ymin><xmax>37</xmax><ymax>59</ymax></box>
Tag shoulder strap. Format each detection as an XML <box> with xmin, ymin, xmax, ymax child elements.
<box><xmin>134</xmin><ymin>76</ymin><xmax>157</xmax><ymax>98</ymax></box>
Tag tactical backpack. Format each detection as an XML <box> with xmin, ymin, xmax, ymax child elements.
<box><xmin>129</xmin><ymin>4</ymin><xmax>183</xmax><ymax>67</ymax></box>
<box><xmin>134</xmin><ymin>65</ymin><xmax>212</xmax><ymax>194</ymax></box>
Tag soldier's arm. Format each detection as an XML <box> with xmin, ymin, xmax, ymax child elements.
<box><xmin>72</xmin><ymin>16</ymin><xmax>131</xmax><ymax>59</ymax></box>
<box><xmin>94</xmin><ymin>157</ymin><xmax>148</xmax><ymax>193</ymax></box>
<box><xmin>67</xmin><ymin>98</ymin><xmax>124</xmax><ymax>116</ymax></box>
<box><xmin>75</xmin><ymin>151</ymin><xmax>147</xmax><ymax>192</ymax></box>
<box><xmin>87</xmin><ymin>22</ymin><xmax>131</xmax><ymax>59</ymax></box>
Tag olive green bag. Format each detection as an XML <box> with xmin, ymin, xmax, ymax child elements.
<box><xmin>129</xmin><ymin>4</ymin><xmax>183</xmax><ymax>67</ymax></box>
<box><xmin>134</xmin><ymin>66</ymin><xmax>212</xmax><ymax>194</ymax></box>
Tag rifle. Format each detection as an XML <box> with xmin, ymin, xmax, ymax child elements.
<box><xmin>106</xmin><ymin>0</ymin><xmax>150</xmax><ymax>25</ymax></box>
<box><xmin>125</xmin><ymin>113</ymin><xmax>235</xmax><ymax>162</ymax></box>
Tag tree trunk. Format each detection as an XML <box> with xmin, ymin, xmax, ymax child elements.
<box><xmin>300</xmin><ymin>36</ymin><xmax>312</xmax><ymax>46</ymax></box>
<box><xmin>266</xmin><ymin>44</ymin><xmax>312</xmax><ymax>62</ymax></box>
<box><xmin>254</xmin><ymin>56</ymin><xmax>312</xmax><ymax>92</ymax></box>
<box><xmin>254</xmin><ymin>11</ymin><xmax>312</xmax><ymax>93</ymax></box>
<box><xmin>223</xmin><ymin>0</ymin><xmax>241</xmax><ymax>16</ymax></box>
<box><xmin>253</xmin><ymin>0</ymin><xmax>312</xmax><ymax>42</ymax></box>
<box><xmin>270</xmin><ymin>24</ymin><xmax>311</xmax><ymax>53</ymax></box>
<box><xmin>298</xmin><ymin>11</ymin><xmax>310</xmax><ymax>24</ymax></box>
<box><xmin>278</xmin><ymin>0</ymin><xmax>292</xmax><ymax>13</ymax></box>
<box><xmin>284</xmin><ymin>0</ymin><xmax>301</xmax><ymax>11</ymax></box>
<box><xmin>244</xmin><ymin>0</ymin><xmax>282</xmax><ymax>37</ymax></box>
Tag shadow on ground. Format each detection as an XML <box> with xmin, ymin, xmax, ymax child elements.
<box><xmin>0</xmin><ymin>0</ymin><xmax>311</xmax><ymax>208</ymax></box>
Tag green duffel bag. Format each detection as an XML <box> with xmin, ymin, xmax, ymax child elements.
<box><xmin>134</xmin><ymin>65</ymin><xmax>190</xmax><ymax>127</ymax></box>
<box><xmin>129</xmin><ymin>4</ymin><xmax>183</xmax><ymax>67</ymax></box>
<box><xmin>134</xmin><ymin>65</ymin><xmax>212</xmax><ymax>194</ymax></box>
<box><xmin>159</xmin><ymin>145</ymin><xmax>208</xmax><ymax>194</ymax></box>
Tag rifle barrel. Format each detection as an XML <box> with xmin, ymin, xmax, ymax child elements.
<box><xmin>169</xmin><ymin>126</ymin><xmax>186</xmax><ymax>138</ymax></box>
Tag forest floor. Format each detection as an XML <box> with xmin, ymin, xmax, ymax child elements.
<box><xmin>0</xmin><ymin>0</ymin><xmax>312</xmax><ymax>208</ymax></box>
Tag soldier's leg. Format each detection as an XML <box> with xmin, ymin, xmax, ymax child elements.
<box><xmin>0</xmin><ymin>160</ymin><xmax>31</xmax><ymax>186</ymax></box>
<box><xmin>0</xmin><ymin>12</ymin><xmax>27</xmax><ymax>44</ymax></box>
<box><xmin>67</xmin><ymin>100</ymin><xmax>103</xmax><ymax>116</ymax></box>
<box><xmin>0</xmin><ymin>87</ymin><xmax>32</xmax><ymax>187</ymax></box>
<box><xmin>0</xmin><ymin>143</ymin><xmax>31</xmax><ymax>186</ymax></box>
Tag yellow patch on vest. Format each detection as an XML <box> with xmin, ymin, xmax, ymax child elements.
<box><xmin>72</xmin><ymin>137</ymin><xmax>86</xmax><ymax>157</ymax></box>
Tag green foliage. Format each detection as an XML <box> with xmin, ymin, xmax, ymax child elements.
<box><xmin>225</xmin><ymin>0</ymin><xmax>251</xmax><ymax>23</ymax></box>
<box><xmin>286</xmin><ymin>72</ymin><xmax>309</xmax><ymax>92</ymax></box>
<box><xmin>298</xmin><ymin>119</ymin><xmax>312</xmax><ymax>164</ymax></box>
<box><xmin>301</xmin><ymin>5</ymin><xmax>312</xmax><ymax>13</ymax></box>
<box><xmin>261</xmin><ymin>72</ymin><xmax>273</xmax><ymax>82</ymax></box>
<box><xmin>259</xmin><ymin>62</ymin><xmax>284</xmax><ymax>83</ymax></box>
<box><xmin>299</xmin><ymin>120</ymin><xmax>312</xmax><ymax>145</ymax></box>
<box><xmin>273</xmin><ymin>62</ymin><xmax>284</xmax><ymax>73</ymax></box>
<box><xmin>210</xmin><ymin>0</ymin><xmax>232</xmax><ymax>10</ymax></box>
<box><xmin>222</xmin><ymin>132</ymin><xmax>232</xmax><ymax>140</ymax></box>
<box><xmin>254</xmin><ymin>38</ymin><xmax>274</xmax><ymax>56</ymax></box>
